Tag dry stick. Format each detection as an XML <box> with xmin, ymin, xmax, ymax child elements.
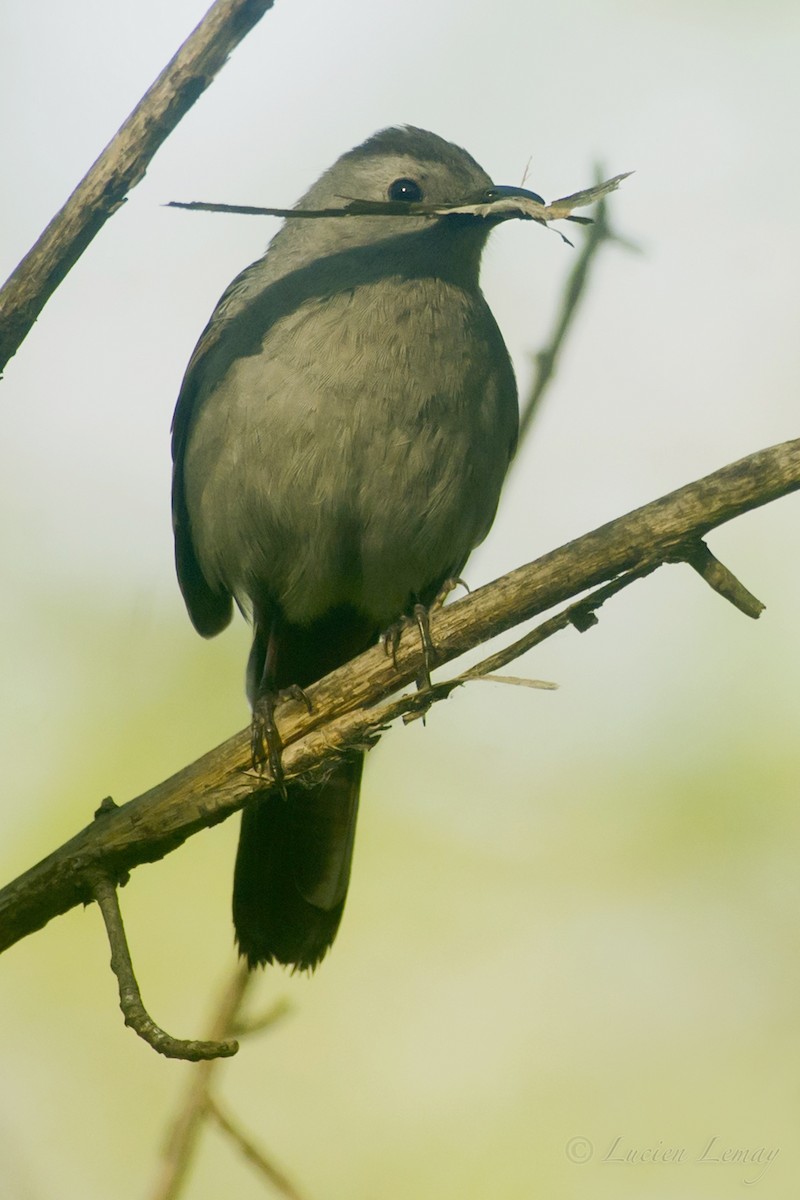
<box><xmin>89</xmin><ymin>869</ymin><xmax>237</xmax><ymax>1061</ymax></box>
<box><xmin>460</xmin><ymin>557</ymin><xmax>664</xmax><ymax>682</ymax></box>
<box><xmin>682</xmin><ymin>539</ymin><xmax>766</xmax><ymax>618</ymax></box>
<box><xmin>462</xmin><ymin>536</ymin><xmax>763</xmax><ymax>682</ymax></box>
<box><xmin>151</xmin><ymin>966</ymin><xmax>291</xmax><ymax>1199</ymax></box>
<box><xmin>1</xmin><ymin>438</ymin><xmax>800</xmax><ymax>957</ymax></box>
<box><xmin>0</xmin><ymin>0</ymin><xmax>274</xmax><ymax>374</ymax></box>
<box><xmin>166</xmin><ymin>172</ymin><xmax>630</xmax><ymax>225</ymax></box>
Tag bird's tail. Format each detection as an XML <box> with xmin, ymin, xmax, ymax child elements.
<box><xmin>232</xmin><ymin>754</ymin><xmax>363</xmax><ymax>971</ymax></box>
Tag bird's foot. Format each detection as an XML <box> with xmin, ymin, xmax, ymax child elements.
<box><xmin>379</xmin><ymin>620</ymin><xmax>404</xmax><ymax>670</ymax></box>
<box><xmin>251</xmin><ymin>685</ymin><xmax>312</xmax><ymax>794</ymax></box>
<box><xmin>430</xmin><ymin>576</ymin><xmax>470</xmax><ymax>610</ymax></box>
<box><xmin>411</xmin><ymin>578</ymin><xmax>468</xmax><ymax>690</ymax></box>
<box><xmin>381</xmin><ymin>590</ymin><xmax>462</xmax><ymax>692</ymax></box>
<box><xmin>411</xmin><ymin>603</ymin><xmax>437</xmax><ymax>691</ymax></box>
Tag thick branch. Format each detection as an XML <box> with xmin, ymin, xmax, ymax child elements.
<box><xmin>0</xmin><ymin>0</ymin><xmax>273</xmax><ymax>374</ymax></box>
<box><xmin>1</xmin><ymin>438</ymin><xmax>798</xmax><ymax>954</ymax></box>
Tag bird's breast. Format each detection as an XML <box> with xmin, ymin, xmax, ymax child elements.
<box><xmin>182</xmin><ymin>275</ymin><xmax>517</xmax><ymax>625</ymax></box>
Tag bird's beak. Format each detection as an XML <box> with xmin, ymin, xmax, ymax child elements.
<box><xmin>485</xmin><ymin>184</ymin><xmax>546</xmax><ymax>206</ymax></box>
<box><xmin>448</xmin><ymin>183</ymin><xmax>547</xmax><ymax>224</ymax></box>
<box><xmin>480</xmin><ymin>184</ymin><xmax>547</xmax><ymax>224</ymax></box>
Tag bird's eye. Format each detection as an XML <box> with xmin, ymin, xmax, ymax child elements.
<box><xmin>387</xmin><ymin>177</ymin><xmax>423</xmax><ymax>203</ymax></box>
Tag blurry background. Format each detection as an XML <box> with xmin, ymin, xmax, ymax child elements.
<box><xmin>2</xmin><ymin>1</ymin><xmax>799</xmax><ymax>1196</ymax></box>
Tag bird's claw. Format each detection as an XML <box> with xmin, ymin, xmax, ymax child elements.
<box><xmin>412</xmin><ymin>602</ymin><xmax>437</xmax><ymax>691</ymax></box>
<box><xmin>250</xmin><ymin>685</ymin><xmax>312</xmax><ymax>795</ymax></box>
<box><xmin>431</xmin><ymin>576</ymin><xmax>470</xmax><ymax>609</ymax></box>
<box><xmin>380</xmin><ymin>622</ymin><xmax>404</xmax><ymax>669</ymax></box>
<box><xmin>381</xmin><ymin>594</ymin><xmax>451</xmax><ymax>692</ymax></box>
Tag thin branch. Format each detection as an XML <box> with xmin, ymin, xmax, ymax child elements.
<box><xmin>150</xmin><ymin>964</ymin><xmax>290</xmax><ymax>1200</ymax></box>
<box><xmin>166</xmin><ymin>170</ymin><xmax>631</xmax><ymax>225</ymax></box>
<box><xmin>230</xmin><ymin>997</ymin><xmax>292</xmax><ymax>1037</ymax></box>
<box><xmin>1</xmin><ymin>438</ymin><xmax>799</xmax><ymax>955</ymax></box>
<box><xmin>471</xmin><ymin>675</ymin><xmax>558</xmax><ymax>690</ymax></box>
<box><xmin>682</xmin><ymin>539</ymin><xmax>766</xmax><ymax>618</ymax></box>
<box><xmin>459</xmin><ymin>557</ymin><xmax>663</xmax><ymax>682</ymax></box>
<box><xmin>207</xmin><ymin>1096</ymin><xmax>306</xmax><ymax>1200</ymax></box>
<box><xmin>89</xmin><ymin>870</ymin><xmax>238</xmax><ymax>1061</ymax></box>
<box><xmin>0</xmin><ymin>0</ymin><xmax>274</xmax><ymax>375</ymax></box>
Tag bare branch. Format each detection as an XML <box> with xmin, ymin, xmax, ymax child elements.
<box><xmin>89</xmin><ymin>870</ymin><xmax>238</xmax><ymax>1061</ymax></box>
<box><xmin>230</xmin><ymin>997</ymin><xmax>292</xmax><ymax>1038</ymax></box>
<box><xmin>0</xmin><ymin>0</ymin><xmax>274</xmax><ymax>374</ymax></box>
<box><xmin>150</xmin><ymin>964</ymin><xmax>291</xmax><ymax>1199</ymax></box>
<box><xmin>1</xmin><ymin>438</ymin><xmax>799</xmax><ymax>955</ymax></box>
<box><xmin>470</xmin><ymin>675</ymin><xmax>558</xmax><ymax>690</ymax></box>
<box><xmin>165</xmin><ymin>170</ymin><xmax>631</xmax><ymax>225</ymax></box>
<box><xmin>459</xmin><ymin>558</ymin><xmax>663</xmax><ymax>681</ymax></box>
<box><xmin>207</xmin><ymin>1097</ymin><xmax>306</xmax><ymax>1200</ymax></box>
<box><xmin>682</xmin><ymin>539</ymin><xmax>766</xmax><ymax>618</ymax></box>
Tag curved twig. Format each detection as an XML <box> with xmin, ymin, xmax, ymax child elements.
<box><xmin>89</xmin><ymin>869</ymin><xmax>238</xmax><ymax>1061</ymax></box>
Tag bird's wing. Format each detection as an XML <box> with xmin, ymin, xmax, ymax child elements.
<box><xmin>170</xmin><ymin>263</ymin><xmax>269</xmax><ymax>637</ymax></box>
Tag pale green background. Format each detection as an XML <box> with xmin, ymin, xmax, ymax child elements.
<box><xmin>1</xmin><ymin>1</ymin><xmax>799</xmax><ymax>1196</ymax></box>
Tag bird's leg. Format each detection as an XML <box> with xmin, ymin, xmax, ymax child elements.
<box><xmin>380</xmin><ymin>612</ymin><xmax>429</xmax><ymax>681</ymax></box>
<box><xmin>251</xmin><ymin>681</ymin><xmax>314</xmax><ymax>791</ymax></box>
<box><xmin>380</xmin><ymin>604</ymin><xmax>437</xmax><ymax>728</ymax></box>
<box><xmin>250</xmin><ymin>625</ymin><xmax>282</xmax><ymax>789</ymax></box>
<box><xmin>251</xmin><ymin>686</ymin><xmax>284</xmax><ymax>790</ymax></box>
<box><xmin>411</xmin><ymin>603</ymin><xmax>437</xmax><ymax>691</ymax></box>
<box><xmin>381</xmin><ymin>612</ymin><xmax>431</xmax><ymax>686</ymax></box>
<box><xmin>379</xmin><ymin>621</ymin><xmax>404</xmax><ymax>670</ymax></box>
<box><xmin>250</xmin><ymin>614</ymin><xmax>313</xmax><ymax>792</ymax></box>
<box><xmin>381</xmin><ymin>579</ymin><xmax>468</xmax><ymax>690</ymax></box>
<box><xmin>413</xmin><ymin>577</ymin><xmax>470</xmax><ymax>687</ymax></box>
<box><xmin>431</xmin><ymin>576</ymin><xmax>470</xmax><ymax>607</ymax></box>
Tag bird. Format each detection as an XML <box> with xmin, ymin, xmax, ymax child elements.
<box><xmin>171</xmin><ymin>125</ymin><xmax>529</xmax><ymax>971</ymax></box>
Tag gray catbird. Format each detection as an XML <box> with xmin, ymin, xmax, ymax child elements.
<box><xmin>172</xmin><ymin>126</ymin><xmax>531</xmax><ymax>970</ymax></box>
